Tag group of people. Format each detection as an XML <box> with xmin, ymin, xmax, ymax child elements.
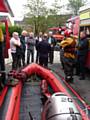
<box><xmin>60</xmin><ymin>30</ymin><xmax>89</xmax><ymax>82</ymax></box>
<box><xmin>0</xmin><ymin>27</ymin><xmax>88</xmax><ymax>89</ymax></box>
<box><xmin>10</xmin><ymin>29</ymin><xmax>89</xmax><ymax>82</ymax></box>
<box><xmin>10</xmin><ymin>31</ymin><xmax>56</xmax><ymax>70</ymax></box>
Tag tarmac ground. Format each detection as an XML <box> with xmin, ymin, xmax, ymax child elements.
<box><xmin>49</xmin><ymin>51</ymin><xmax>90</xmax><ymax>105</ymax></box>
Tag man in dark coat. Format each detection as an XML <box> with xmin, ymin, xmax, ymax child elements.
<box><xmin>26</xmin><ymin>32</ymin><xmax>35</xmax><ymax>64</ymax></box>
<box><xmin>37</xmin><ymin>33</ymin><xmax>51</xmax><ymax>68</ymax></box>
<box><xmin>20</xmin><ymin>30</ymin><xmax>27</xmax><ymax>66</ymax></box>
<box><xmin>76</xmin><ymin>31</ymin><xmax>88</xmax><ymax>80</ymax></box>
<box><xmin>48</xmin><ymin>32</ymin><xmax>56</xmax><ymax>64</ymax></box>
<box><xmin>35</xmin><ymin>32</ymin><xmax>43</xmax><ymax>63</ymax></box>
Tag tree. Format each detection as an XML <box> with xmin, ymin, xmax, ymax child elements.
<box><xmin>49</xmin><ymin>0</ymin><xmax>62</xmax><ymax>26</ymax></box>
<box><xmin>68</xmin><ymin>0</ymin><xmax>87</xmax><ymax>15</ymax></box>
<box><xmin>24</xmin><ymin>0</ymin><xmax>48</xmax><ymax>35</ymax></box>
<box><xmin>50</xmin><ymin>0</ymin><xmax>61</xmax><ymax>15</ymax></box>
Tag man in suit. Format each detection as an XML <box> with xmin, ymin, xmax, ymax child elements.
<box><xmin>48</xmin><ymin>32</ymin><xmax>56</xmax><ymax>64</ymax></box>
<box><xmin>37</xmin><ymin>33</ymin><xmax>51</xmax><ymax>68</ymax></box>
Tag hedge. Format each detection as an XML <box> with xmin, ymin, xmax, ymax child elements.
<box><xmin>1</xmin><ymin>25</ymin><xmax>22</xmax><ymax>37</ymax></box>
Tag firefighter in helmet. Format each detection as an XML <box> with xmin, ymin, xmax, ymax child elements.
<box><xmin>60</xmin><ymin>29</ymin><xmax>76</xmax><ymax>83</ymax></box>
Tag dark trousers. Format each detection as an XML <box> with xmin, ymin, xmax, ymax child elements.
<box><xmin>11</xmin><ymin>53</ymin><xmax>17</xmax><ymax>70</ymax></box>
<box><xmin>21</xmin><ymin>51</ymin><xmax>25</xmax><ymax>66</ymax></box>
<box><xmin>0</xmin><ymin>43</ymin><xmax>5</xmax><ymax>71</ymax></box>
<box><xmin>49</xmin><ymin>50</ymin><xmax>54</xmax><ymax>64</ymax></box>
<box><xmin>77</xmin><ymin>55</ymin><xmax>86</xmax><ymax>77</ymax></box>
<box><xmin>27</xmin><ymin>49</ymin><xmax>34</xmax><ymax>64</ymax></box>
<box><xmin>0</xmin><ymin>43</ymin><xmax>6</xmax><ymax>84</ymax></box>
<box><xmin>16</xmin><ymin>54</ymin><xmax>22</xmax><ymax>69</ymax></box>
<box><xmin>60</xmin><ymin>49</ymin><xmax>64</xmax><ymax>69</ymax></box>
<box><xmin>36</xmin><ymin>51</ymin><xmax>39</xmax><ymax>63</ymax></box>
<box><xmin>39</xmin><ymin>56</ymin><xmax>48</xmax><ymax>68</ymax></box>
<box><xmin>63</xmin><ymin>57</ymin><xmax>75</xmax><ymax>80</ymax></box>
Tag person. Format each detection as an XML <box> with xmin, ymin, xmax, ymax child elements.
<box><xmin>76</xmin><ymin>31</ymin><xmax>88</xmax><ymax>80</ymax></box>
<box><xmin>60</xmin><ymin>30</ymin><xmax>76</xmax><ymax>83</ymax></box>
<box><xmin>37</xmin><ymin>33</ymin><xmax>51</xmax><ymax>68</ymax></box>
<box><xmin>20</xmin><ymin>30</ymin><xmax>27</xmax><ymax>66</ymax></box>
<box><xmin>47</xmin><ymin>32</ymin><xmax>56</xmax><ymax>64</ymax></box>
<box><xmin>26</xmin><ymin>32</ymin><xmax>35</xmax><ymax>64</ymax></box>
<box><xmin>35</xmin><ymin>32</ymin><xmax>43</xmax><ymax>63</ymax></box>
<box><xmin>0</xmin><ymin>27</ymin><xmax>6</xmax><ymax>87</ymax></box>
<box><xmin>10</xmin><ymin>32</ymin><xmax>21</xmax><ymax>70</ymax></box>
<box><xmin>60</xmin><ymin>46</ymin><xmax>64</xmax><ymax>69</ymax></box>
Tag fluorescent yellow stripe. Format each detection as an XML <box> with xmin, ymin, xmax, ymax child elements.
<box><xmin>0</xmin><ymin>28</ymin><xmax>4</xmax><ymax>42</ymax></box>
<box><xmin>80</xmin><ymin>11</ymin><xmax>90</xmax><ymax>20</ymax></box>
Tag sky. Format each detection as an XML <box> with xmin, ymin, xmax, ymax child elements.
<box><xmin>8</xmin><ymin>0</ymin><xmax>69</xmax><ymax>20</ymax></box>
<box><xmin>8</xmin><ymin>0</ymin><xmax>90</xmax><ymax>21</ymax></box>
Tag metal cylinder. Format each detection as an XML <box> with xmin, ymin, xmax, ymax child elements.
<box><xmin>43</xmin><ymin>92</ymin><xmax>82</xmax><ymax>120</ymax></box>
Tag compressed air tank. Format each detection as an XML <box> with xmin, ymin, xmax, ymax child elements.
<box><xmin>42</xmin><ymin>92</ymin><xmax>82</xmax><ymax>120</ymax></box>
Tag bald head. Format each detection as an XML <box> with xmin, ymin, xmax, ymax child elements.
<box><xmin>48</xmin><ymin>31</ymin><xmax>53</xmax><ymax>37</ymax></box>
<box><xmin>43</xmin><ymin>33</ymin><xmax>48</xmax><ymax>40</ymax></box>
<box><xmin>80</xmin><ymin>31</ymin><xmax>86</xmax><ymax>39</ymax></box>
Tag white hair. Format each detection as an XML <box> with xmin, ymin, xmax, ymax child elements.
<box><xmin>22</xmin><ymin>30</ymin><xmax>27</xmax><ymax>35</ymax></box>
<box><xmin>29</xmin><ymin>32</ymin><xmax>34</xmax><ymax>37</ymax></box>
<box><xmin>13</xmin><ymin>32</ymin><xmax>19</xmax><ymax>37</ymax></box>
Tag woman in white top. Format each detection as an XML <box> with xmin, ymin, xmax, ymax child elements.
<box><xmin>10</xmin><ymin>32</ymin><xmax>21</xmax><ymax>70</ymax></box>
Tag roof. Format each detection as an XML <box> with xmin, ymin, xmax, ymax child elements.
<box><xmin>0</xmin><ymin>0</ymin><xmax>14</xmax><ymax>17</ymax></box>
<box><xmin>79</xmin><ymin>4</ymin><xmax>90</xmax><ymax>12</ymax></box>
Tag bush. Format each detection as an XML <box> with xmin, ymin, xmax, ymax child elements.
<box><xmin>1</xmin><ymin>25</ymin><xmax>22</xmax><ymax>37</ymax></box>
<box><xmin>9</xmin><ymin>26</ymin><xmax>22</xmax><ymax>37</ymax></box>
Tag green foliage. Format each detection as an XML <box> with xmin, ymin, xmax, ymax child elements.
<box><xmin>1</xmin><ymin>25</ymin><xmax>22</xmax><ymax>37</ymax></box>
<box><xmin>26</xmin><ymin>0</ymin><xmax>47</xmax><ymax>17</ymax></box>
<box><xmin>24</xmin><ymin>14</ymin><xmax>71</xmax><ymax>33</ymax></box>
<box><xmin>24</xmin><ymin>16</ymin><xmax>48</xmax><ymax>34</ymax></box>
<box><xmin>24</xmin><ymin>0</ymin><xmax>71</xmax><ymax>34</ymax></box>
<box><xmin>51</xmin><ymin>0</ymin><xmax>60</xmax><ymax>15</ymax></box>
<box><xmin>9</xmin><ymin>26</ymin><xmax>22</xmax><ymax>37</ymax></box>
<box><xmin>1</xmin><ymin>25</ymin><xmax>6</xmax><ymax>34</ymax></box>
<box><xmin>68</xmin><ymin>0</ymin><xmax>87</xmax><ymax>15</ymax></box>
<box><xmin>25</xmin><ymin>0</ymin><xmax>48</xmax><ymax>35</ymax></box>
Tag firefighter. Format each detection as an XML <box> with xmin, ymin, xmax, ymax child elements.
<box><xmin>0</xmin><ymin>27</ymin><xmax>6</xmax><ymax>88</ymax></box>
<box><xmin>60</xmin><ymin>30</ymin><xmax>76</xmax><ymax>83</ymax></box>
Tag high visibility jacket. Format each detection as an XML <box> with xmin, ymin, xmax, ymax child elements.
<box><xmin>60</xmin><ymin>37</ymin><xmax>76</xmax><ymax>59</ymax></box>
<box><xmin>0</xmin><ymin>28</ymin><xmax>4</xmax><ymax>42</ymax></box>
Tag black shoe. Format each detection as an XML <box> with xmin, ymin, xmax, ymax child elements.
<box><xmin>75</xmin><ymin>72</ymin><xmax>80</xmax><ymax>76</ymax></box>
<box><xmin>79</xmin><ymin>76</ymin><xmax>85</xmax><ymax>80</ymax></box>
<box><xmin>65</xmin><ymin>76</ymin><xmax>73</xmax><ymax>83</ymax></box>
